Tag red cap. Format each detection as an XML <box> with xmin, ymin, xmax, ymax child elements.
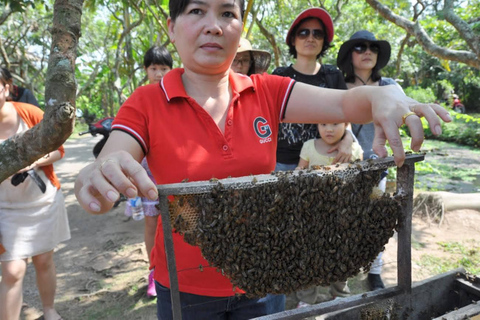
<box><xmin>286</xmin><ymin>8</ymin><xmax>334</xmax><ymax>45</ymax></box>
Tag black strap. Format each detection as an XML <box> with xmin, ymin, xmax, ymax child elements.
<box><xmin>11</xmin><ymin>169</ymin><xmax>46</xmax><ymax>193</ymax></box>
<box><xmin>353</xmin><ymin>125</ymin><xmax>363</xmax><ymax>137</ymax></box>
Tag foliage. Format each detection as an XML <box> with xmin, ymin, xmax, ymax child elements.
<box><xmin>423</xmin><ymin>112</ymin><xmax>480</xmax><ymax>148</ymax></box>
<box><xmin>1</xmin><ymin>0</ymin><xmax>479</xmax><ymax>117</ymax></box>
<box><xmin>403</xmin><ymin>86</ymin><xmax>436</xmax><ymax>103</ymax></box>
<box><xmin>0</xmin><ymin>1</ymin><xmax>53</xmax><ymax>106</ymax></box>
<box><xmin>1</xmin><ymin>0</ymin><xmax>43</xmax><ymax>13</ymax></box>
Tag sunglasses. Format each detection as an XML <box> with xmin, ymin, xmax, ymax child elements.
<box><xmin>232</xmin><ymin>58</ymin><xmax>252</xmax><ymax>66</ymax></box>
<box><xmin>296</xmin><ymin>29</ymin><xmax>325</xmax><ymax>40</ymax></box>
<box><xmin>352</xmin><ymin>43</ymin><xmax>380</xmax><ymax>54</ymax></box>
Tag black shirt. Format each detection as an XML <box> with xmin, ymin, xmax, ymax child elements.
<box><xmin>273</xmin><ymin>64</ymin><xmax>347</xmax><ymax>164</ymax></box>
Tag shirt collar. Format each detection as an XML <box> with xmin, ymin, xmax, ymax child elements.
<box><xmin>161</xmin><ymin>68</ymin><xmax>255</xmax><ymax>103</ymax></box>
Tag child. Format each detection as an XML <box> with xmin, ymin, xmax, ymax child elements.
<box><xmin>124</xmin><ymin>45</ymin><xmax>173</xmax><ymax>298</ymax></box>
<box><xmin>142</xmin><ymin>45</ymin><xmax>173</xmax><ymax>85</ymax></box>
<box><xmin>297</xmin><ymin>122</ymin><xmax>363</xmax><ymax>170</ymax></box>
<box><xmin>294</xmin><ymin>122</ymin><xmax>363</xmax><ymax>307</ymax></box>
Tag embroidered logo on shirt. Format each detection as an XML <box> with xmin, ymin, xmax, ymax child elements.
<box><xmin>253</xmin><ymin>116</ymin><xmax>272</xmax><ymax>144</ymax></box>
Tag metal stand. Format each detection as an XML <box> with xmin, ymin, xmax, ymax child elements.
<box><xmin>158</xmin><ymin>196</ymin><xmax>182</xmax><ymax>319</ymax></box>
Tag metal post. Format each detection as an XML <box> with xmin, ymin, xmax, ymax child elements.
<box><xmin>158</xmin><ymin>195</ymin><xmax>182</xmax><ymax>319</ymax></box>
<box><xmin>396</xmin><ymin>159</ymin><xmax>418</xmax><ymax>293</ymax></box>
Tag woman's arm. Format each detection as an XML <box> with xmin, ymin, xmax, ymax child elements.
<box><xmin>284</xmin><ymin>83</ymin><xmax>451</xmax><ymax>166</ymax></box>
<box><xmin>75</xmin><ymin>131</ymin><xmax>158</xmax><ymax>214</ymax></box>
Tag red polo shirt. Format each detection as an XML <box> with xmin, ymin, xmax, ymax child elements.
<box><xmin>112</xmin><ymin>68</ymin><xmax>295</xmax><ymax>297</ymax></box>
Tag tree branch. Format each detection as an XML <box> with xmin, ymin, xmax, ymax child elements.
<box><xmin>443</xmin><ymin>0</ymin><xmax>480</xmax><ymax>56</ymax></box>
<box><xmin>253</xmin><ymin>13</ymin><xmax>281</xmax><ymax>68</ymax></box>
<box><xmin>0</xmin><ymin>0</ymin><xmax>83</xmax><ymax>183</ymax></box>
<box><xmin>366</xmin><ymin>0</ymin><xmax>480</xmax><ymax>69</ymax></box>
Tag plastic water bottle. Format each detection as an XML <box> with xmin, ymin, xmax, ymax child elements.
<box><xmin>129</xmin><ymin>196</ymin><xmax>145</xmax><ymax>221</ymax></box>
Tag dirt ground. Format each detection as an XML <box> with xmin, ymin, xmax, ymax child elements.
<box><xmin>13</xmin><ymin>136</ymin><xmax>480</xmax><ymax>320</ymax></box>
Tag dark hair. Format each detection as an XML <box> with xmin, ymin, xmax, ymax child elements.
<box><xmin>343</xmin><ymin>49</ymin><xmax>382</xmax><ymax>83</ymax></box>
<box><xmin>1</xmin><ymin>67</ymin><xmax>13</xmax><ymax>86</ymax></box>
<box><xmin>143</xmin><ymin>46</ymin><xmax>173</xmax><ymax>69</ymax></box>
<box><xmin>1</xmin><ymin>67</ymin><xmax>25</xmax><ymax>101</ymax></box>
<box><xmin>0</xmin><ymin>67</ymin><xmax>15</xmax><ymax>101</ymax></box>
<box><xmin>288</xmin><ymin>18</ymin><xmax>331</xmax><ymax>59</ymax></box>
<box><xmin>169</xmin><ymin>0</ymin><xmax>245</xmax><ymax>22</ymax></box>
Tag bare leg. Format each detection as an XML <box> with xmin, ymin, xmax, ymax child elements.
<box><xmin>144</xmin><ymin>215</ymin><xmax>158</xmax><ymax>297</ymax></box>
<box><xmin>32</xmin><ymin>250</ymin><xmax>61</xmax><ymax>320</ymax></box>
<box><xmin>0</xmin><ymin>259</ymin><xmax>28</xmax><ymax>320</ymax></box>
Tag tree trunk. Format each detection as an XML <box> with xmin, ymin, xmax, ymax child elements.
<box><xmin>0</xmin><ymin>0</ymin><xmax>83</xmax><ymax>183</ymax></box>
<box><xmin>413</xmin><ymin>191</ymin><xmax>480</xmax><ymax>225</ymax></box>
<box><xmin>416</xmin><ymin>191</ymin><xmax>480</xmax><ymax>211</ymax></box>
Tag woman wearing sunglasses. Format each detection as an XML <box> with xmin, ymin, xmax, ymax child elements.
<box><xmin>337</xmin><ymin>30</ymin><xmax>404</xmax><ymax>292</ymax></box>
<box><xmin>273</xmin><ymin>8</ymin><xmax>355</xmax><ymax>176</ymax></box>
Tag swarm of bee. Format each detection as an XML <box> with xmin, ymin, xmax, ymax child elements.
<box><xmin>169</xmin><ymin>166</ymin><xmax>401</xmax><ymax>298</ymax></box>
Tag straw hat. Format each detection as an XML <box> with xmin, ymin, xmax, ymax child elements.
<box><xmin>237</xmin><ymin>38</ymin><xmax>272</xmax><ymax>74</ymax></box>
<box><xmin>336</xmin><ymin>30</ymin><xmax>391</xmax><ymax>72</ymax></box>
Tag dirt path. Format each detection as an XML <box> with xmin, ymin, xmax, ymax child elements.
<box><xmin>17</xmin><ymin>136</ymin><xmax>480</xmax><ymax>319</ymax></box>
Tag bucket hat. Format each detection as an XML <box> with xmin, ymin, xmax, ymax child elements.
<box><xmin>286</xmin><ymin>8</ymin><xmax>334</xmax><ymax>46</ymax></box>
<box><xmin>237</xmin><ymin>38</ymin><xmax>272</xmax><ymax>73</ymax></box>
<box><xmin>336</xmin><ymin>30</ymin><xmax>391</xmax><ymax>71</ymax></box>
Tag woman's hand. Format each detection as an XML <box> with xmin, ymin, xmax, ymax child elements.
<box><xmin>370</xmin><ymin>86</ymin><xmax>452</xmax><ymax>167</ymax></box>
<box><xmin>328</xmin><ymin>130</ymin><xmax>353</xmax><ymax>164</ymax></box>
<box><xmin>75</xmin><ymin>151</ymin><xmax>158</xmax><ymax>214</ymax></box>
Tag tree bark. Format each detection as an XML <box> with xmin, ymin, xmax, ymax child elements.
<box><xmin>416</xmin><ymin>191</ymin><xmax>480</xmax><ymax>211</ymax></box>
<box><xmin>0</xmin><ymin>0</ymin><xmax>83</xmax><ymax>183</ymax></box>
<box><xmin>413</xmin><ymin>191</ymin><xmax>480</xmax><ymax>226</ymax></box>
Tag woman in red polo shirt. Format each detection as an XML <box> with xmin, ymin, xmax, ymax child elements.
<box><xmin>75</xmin><ymin>0</ymin><xmax>451</xmax><ymax>318</ymax></box>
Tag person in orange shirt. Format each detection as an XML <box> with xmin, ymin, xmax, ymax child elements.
<box><xmin>0</xmin><ymin>68</ymin><xmax>70</xmax><ymax>320</ymax></box>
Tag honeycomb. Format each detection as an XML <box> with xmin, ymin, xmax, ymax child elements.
<box><xmin>166</xmin><ymin>162</ymin><xmax>402</xmax><ymax>297</ymax></box>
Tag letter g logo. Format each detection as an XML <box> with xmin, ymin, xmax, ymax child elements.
<box><xmin>253</xmin><ymin>117</ymin><xmax>272</xmax><ymax>139</ymax></box>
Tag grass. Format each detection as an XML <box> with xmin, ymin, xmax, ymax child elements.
<box><xmin>390</xmin><ymin>138</ymin><xmax>480</xmax><ymax>192</ymax></box>
<box><xmin>411</xmin><ymin>237</ymin><xmax>427</xmax><ymax>250</ymax></box>
<box><xmin>417</xmin><ymin>240</ymin><xmax>480</xmax><ymax>275</ymax></box>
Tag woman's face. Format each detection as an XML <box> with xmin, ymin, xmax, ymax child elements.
<box><xmin>231</xmin><ymin>51</ymin><xmax>251</xmax><ymax>75</ymax></box>
<box><xmin>168</xmin><ymin>0</ymin><xmax>243</xmax><ymax>75</ymax></box>
<box><xmin>293</xmin><ymin>18</ymin><xmax>324</xmax><ymax>59</ymax></box>
<box><xmin>351</xmin><ymin>42</ymin><xmax>378</xmax><ymax>72</ymax></box>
